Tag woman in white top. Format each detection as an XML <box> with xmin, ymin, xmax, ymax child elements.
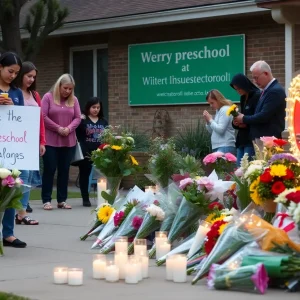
<box><xmin>203</xmin><ymin>89</ymin><xmax>236</xmax><ymax>155</ymax></box>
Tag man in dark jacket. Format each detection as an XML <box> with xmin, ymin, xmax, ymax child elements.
<box><xmin>234</xmin><ymin>60</ymin><xmax>286</xmax><ymax>139</ymax></box>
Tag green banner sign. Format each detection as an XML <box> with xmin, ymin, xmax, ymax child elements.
<box><xmin>128</xmin><ymin>35</ymin><xmax>245</xmax><ymax>106</ymax></box>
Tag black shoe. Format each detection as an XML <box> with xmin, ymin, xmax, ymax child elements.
<box><xmin>26</xmin><ymin>204</ymin><xmax>33</xmax><ymax>213</ymax></box>
<box><xmin>83</xmin><ymin>200</ymin><xmax>91</xmax><ymax>207</ymax></box>
<box><xmin>3</xmin><ymin>238</ymin><xmax>27</xmax><ymax>248</ymax></box>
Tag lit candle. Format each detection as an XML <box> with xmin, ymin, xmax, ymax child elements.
<box><xmin>141</xmin><ymin>255</ymin><xmax>149</xmax><ymax>278</ymax></box>
<box><xmin>93</xmin><ymin>254</ymin><xmax>106</xmax><ymax>279</ymax></box>
<box><xmin>155</xmin><ymin>231</ymin><xmax>168</xmax><ymax>259</ymax></box>
<box><xmin>134</xmin><ymin>239</ymin><xmax>147</xmax><ymax>257</ymax></box>
<box><xmin>97</xmin><ymin>178</ymin><xmax>107</xmax><ymax>206</ymax></box>
<box><xmin>68</xmin><ymin>268</ymin><xmax>83</xmax><ymax>286</ymax></box>
<box><xmin>187</xmin><ymin>220</ymin><xmax>211</xmax><ymax>258</ymax></box>
<box><xmin>144</xmin><ymin>186</ymin><xmax>156</xmax><ymax>193</ymax></box>
<box><xmin>134</xmin><ymin>256</ymin><xmax>143</xmax><ymax>282</ymax></box>
<box><xmin>105</xmin><ymin>261</ymin><xmax>119</xmax><ymax>283</ymax></box>
<box><xmin>172</xmin><ymin>255</ymin><xmax>187</xmax><ymax>283</ymax></box>
<box><xmin>115</xmin><ymin>236</ymin><xmax>128</xmax><ymax>254</ymax></box>
<box><xmin>53</xmin><ymin>267</ymin><xmax>68</xmax><ymax>284</ymax></box>
<box><xmin>125</xmin><ymin>257</ymin><xmax>139</xmax><ymax>284</ymax></box>
<box><xmin>166</xmin><ymin>255</ymin><xmax>175</xmax><ymax>281</ymax></box>
<box><xmin>115</xmin><ymin>252</ymin><xmax>128</xmax><ymax>280</ymax></box>
<box><xmin>156</xmin><ymin>241</ymin><xmax>171</xmax><ymax>260</ymax></box>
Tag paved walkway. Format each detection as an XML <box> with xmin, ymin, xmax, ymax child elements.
<box><xmin>0</xmin><ymin>198</ymin><xmax>299</xmax><ymax>300</ymax></box>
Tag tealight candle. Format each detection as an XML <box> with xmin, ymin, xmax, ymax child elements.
<box><xmin>68</xmin><ymin>268</ymin><xmax>83</xmax><ymax>286</ymax></box>
<box><xmin>172</xmin><ymin>255</ymin><xmax>187</xmax><ymax>283</ymax></box>
<box><xmin>105</xmin><ymin>261</ymin><xmax>119</xmax><ymax>283</ymax></box>
<box><xmin>53</xmin><ymin>267</ymin><xmax>68</xmax><ymax>284</ymax></box>
<box><xmin>166</xmin><ymin>255</ymin><xmax>175</xmax><ymax>281</ymax></box>
<box><xmin>134</xmin><ymin>239</ymin><xmax>147</xmax><ymax>257</ymax></box>
<box><xmin>115</xmin><ymin>252</ymin><xmax>128</xmax><ymax>279</ymax></box>
<box><xmin>93</xmin><ymin>254</ymin><xmax>106</xmax><ymax>279</ymax></box>
<box><xmin>97</xmin><ymin>178</ymin><xmax>107</xmax><ymax>206</ymax></box>
<box><xmin>157</xmin><ymin>241</ymin><xmax>171</xmax><ymax>260</ymax></box>
<box><xmin>115</xmin><ymin>236</ymin><xmax>128</xmax><ymax>254</ymax></box>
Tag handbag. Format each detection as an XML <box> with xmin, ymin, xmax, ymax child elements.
<box><xmin>71</xmin><ymin>141</ymin><xmax>84</xmax><ymax>166</ymax></box>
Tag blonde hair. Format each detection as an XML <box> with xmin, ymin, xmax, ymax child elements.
<box><xmin>205</xmin><ymin>89</ymin><xmax>232</xmax><ymax>107</ymax></box>
<box><xmin>51</xmin><ymin>73</ymin><xmax>75</xmax><ymax>107</ymax></box>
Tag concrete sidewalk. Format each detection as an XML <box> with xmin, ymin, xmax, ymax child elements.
<box><xmin>0</xmin><ymin>199</ymin><xmax>299</xmax><ymax>300</ymax></box>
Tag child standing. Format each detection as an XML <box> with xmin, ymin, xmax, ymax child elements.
<box><xmin>76</xmin><ymin>97</ymin><xmax>108</xmax><ymax>207</ymax></box>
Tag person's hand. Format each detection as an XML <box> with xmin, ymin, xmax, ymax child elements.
<box><xmin>233</xmin><ymin>113</ymin><xmax>244</xmax><ymax>125</ymax></box>
<box><xmin>81</xmin><ymin>114</ymin><xmax>86</xmax><ymax>120</ymax></box>
<box><xmin>0</xmin><ymin>95</ymin><xmax>13</xmax><ymax>105</ymax></box>
<box><xmin>58</xmin><ymin>127</ymin><xmax>65</xmax><ymax>136</ymax></box>
<box><xmin>203</xmin><ymin>110</ymin><xmax>212</xmax><ymax>123</ymax></box>
<box><xmin>62</xmin><ymin>127</ymin><xmax>70</xmax><ymax>136</ymax></box>
<box><xmin>40</xmin><ymin>145</ymin><xmax>46</xmax><ymax>156</ymax></box>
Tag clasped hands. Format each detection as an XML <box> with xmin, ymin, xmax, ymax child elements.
<box><xmin>233</xmin><ymin>113</ymin><xmax>247</xmax><ymax>128</ymax></box>
<box><xmin>203</xmin><ymin>110</ymin><xmax>212</xmax><ymax>123</ymax></box>
<box><xmin>58</xmin><ymin>127</ymin><xmax>70</xmax><ymax>136</ymax></box>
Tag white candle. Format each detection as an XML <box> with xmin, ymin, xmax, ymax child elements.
<box><xmin>97</xmin><ymin>178</ymin><xmax>107</xmax><ymax>206</ymax></box>
<box><xmin>172</xmin><ymin>255</ymin><xmax>187</xmax><ymax>283</ymax></box>
<box><xmin>187</xmin><ymin>221</ymin><xmax>211</xmax><ymax>258</ymax></box>
<box><xmin>155</xmin><ymin>231</ymin><xmax>168</xmax><ymax>259</ymax></box>
<box><xmin>115</xmin><ymin>237</ymin><xmax>128</xmax><ymax>254</ymax></box>
<box><xmin>105</xmin><ymin>262</ymin><xmax>119</xmax><ymax>283</ymax></box>
<box><xmin>93</xmin><ymin>254</ymin><xmax>107</xmax><ymax>279</ymax></box>
<box><xmin>144</xmin><ymin>185</ymin><xmax>156</xmax><ymax>193</ymax></box>
<box><xmin>134</xmin><ymin>244</ymin><xmax>147</xmax><ymax>257</ymax></box>
<box><xmin>141</xmin><ymin>256</ymin><xmax>149</xmax><ymax>278</ymax></box>
<box><xmin>135</xmin><ymin>258</ymin><xmax>143</xmax><ymax>282</ymax></box>
<box><xmin>156</xmin><ymin>241</ymin><xmax>171</xmax><ymax>260</ymax></box>
<box><xmin>53</xmin><ymin>267</ymin><xmax>68</xmax><ymax>284</ymax></box>
<box><xmin>115</xmin><ymin>252</ymin><xmax>128</xmax><ymax>280</ymax></box>
<box><xmin>68</xmin><ymin>268</ymin><xmax>83</xmax><ymax>286</ymax></box>
<box><xmin>125</xmin><ymin>263</ymin><xmax>139</xmax><ymax>284</ymax></box>
<box><xmin>166</xmin><ymin>255</ymin><xmax>175</xmax><ymax>280</ymax></box>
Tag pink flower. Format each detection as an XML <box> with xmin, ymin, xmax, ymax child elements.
<box><xmin>203</xmin><ymin>152</ymin><xmax>224</xmax><ymax>165</ymax></box>
<box><xmin>132</xmin><ymin>216</ymin><xmax>143</xmax><ymax>230</ymax></box>
<box><xmin>196</xmin><ymin>177</ymin><xmax>214</xmax><ymax>191</ymax></box>
<box><xmin>260</xmin><ymin>136</ymin><xmax>276</xmax><ymax>148</ymax></box>
<box><xmin>113</xmin><ymin>211</ymin><xmax>125</xmax><ymax>227</ymax></box>
<box><xmin>224</xmin><ymin>153</ymin><xmax>237</xmax><ymax>162</ymax></box>
<box><xmin>2</xmin><ymin>175</ymin><xmax>15</xmax><ymax>187</ymax></box>
<box><xmin>212</xmin><ymin>152</ymin><xmax>224</xmax><ymax>158</ymax></box>
<box><xmin>234</xmin><ymin>167</ymin><xmax>244</xmax><ymax>177</ymax></box>
<box><xmin>153</xmin><ymin>200</ymin><xmax>160</xmax><ymax>206</ymax></box>
<box><xmin>179</xmin><ymin>178</ymin><xmax>194</xmax><ymax>190</ymax></box>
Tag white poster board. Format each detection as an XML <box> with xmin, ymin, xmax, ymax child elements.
<box><xmin>0</xmin><ymin>106</ymin><xmax>40</xmax><ymax>170</ymax></box>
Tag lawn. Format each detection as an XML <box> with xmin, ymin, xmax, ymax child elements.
<box><xmin>0</xmin><ymin>292</ymin><xmax>30</xmax><ymax>300</ymax></box>
<box><xmin>29</xmin><ymin>189</ymin><xmax>95</xmax><ymax>200</ymax></box>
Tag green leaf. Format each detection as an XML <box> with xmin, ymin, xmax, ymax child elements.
<box><xmin>101</xmin><ymin>191</ymin><xmax>114</xmax><ymax>205</ymax></box>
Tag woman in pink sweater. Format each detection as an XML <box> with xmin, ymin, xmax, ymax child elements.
<box><xmin>41</xmin><ymin>74</ymin><xmax>81</xmax><ymax>210</ymax></box>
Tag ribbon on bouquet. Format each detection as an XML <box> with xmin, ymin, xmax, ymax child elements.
<box><xmin>275</xmin><ymin>213</ymin><xmax>295</xmax><ymax>233</ymax></box>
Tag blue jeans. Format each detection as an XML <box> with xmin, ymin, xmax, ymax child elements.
<box><xmin>19</xmin><ymin>170</ymin><xmax>42</xmax><ymax>209</ymax></box>
<box><xmin>2</xmin><ymin>208</ymin><xmax>15</xmax><ymax>238</ymax></box>
<box><xmin>236</xmin><ymin>146</ymin><xmax>255</xmax><ymax>167</ymax></box>
<box><xmin>213</xmin><ymin>146</ymin><xmax>237</xmax><ymax>156</ymax></box>
<box><xmin>42</xmin><ymin>146</ymin><xmax>75</xmax><ymax>204</ymax></box>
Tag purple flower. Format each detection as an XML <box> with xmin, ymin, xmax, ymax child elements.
<box><xmin>2</xmin><ymin>175</ymin><xmax>15</xmax><ymax>187</ymax></box>
<box><xmin>268</xmin><ymin>153</ymin><xmax>298</xmax><ymax>164</ymax></box>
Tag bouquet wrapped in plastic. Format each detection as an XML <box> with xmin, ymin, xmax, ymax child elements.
<box><xmin>207</xmin><ymin>263</ymin><xmax>269</xmax><ymax>294</ymax></box>
<box><xmin>91</xmin><ymin>186</ymin><xmax>144</xmax><ymax>249</ymax></box>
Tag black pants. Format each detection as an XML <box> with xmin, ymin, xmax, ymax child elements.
<box><xmin>42</xmin><ymin>145</ymin><xmax>75</xmax><ymax>203</ymax></box>
<box><xmin>78</xmin><ymin>157</ymin><xmax>93</xmax><ymax>201</ymax></box>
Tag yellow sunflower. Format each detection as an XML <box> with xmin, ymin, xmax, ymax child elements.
<box><xmin>270</xmin><ymin>164</ymin><xmax>287</xmax><ymax>177</ymax></box>
<box><xmin>218</xmin><ymin>223</ymin><xmax>228</xmax><ymax>235</ymax></box>
<box><xmin>130</xmin><ymin>155</ymin><xmax>139</xmax><ymax>166</ymax></box>
<box><xmin>226</xmin><ymin>104</ymin><xmax>237</xmax><ymax>116</ymax></box>
<box><xmin>111</xmin><ymin>145</ymin><xmax>122</xmax><ymax>150</ymax></box>
<box><xmin>249</xmin><ymin>177</ymin><xmax>264</xmax><ymax>206</ymax></box>
<box><xmin>97</xmin><ymin>205</ymin><xmax>114</xmax><ymax>223</ymax></box>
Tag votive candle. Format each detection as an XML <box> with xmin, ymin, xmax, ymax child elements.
<box><xmin>68</xmin><ymin>268</ymin><xmax>83</xmax><ymax>286</ymax></box>
<box><xmin>115</xmin><ymin>236</ymin><xmax>128</xmax><ymax>254</ymax></box>
<box><xmin>105</xmin><ymin>261</ymin><xmax>119</xmax><ymax>283</ymax></box>
<box><xmin>166</xmin><ymin>255</ymin><xmax>175</xmax><ymax>281</ymax></box>
<box><xmin>115</xmin><ymin>252</ymin><xmax>128</xmax><ymax>280</ymax></box>
<box><xmin>134</xmin><ymin>239</ymin><xmax>147</xmax><ymax>257</ymax></box>
<box><xmin>93</xmin><ymin>254</ymin><xmax>106</xmax><ymax>279</ymax></box>
<box><xmin>172</xmin><ymin>255</ymin><xmax>187</xmax><ymax>283</ymax></box>
<box><xmin>53</xmin><ymin>267</ymin><xmax>68</xmax><ymax>284</ymax></box>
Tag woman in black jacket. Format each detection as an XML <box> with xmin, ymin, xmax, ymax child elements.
<box><xmin>230</xmin><ymin>73</ymin><xmax>260</xmax><ymax>166</ymax></box>
<box><xmin>76</xmin><ymin>97</ymin><xmax>108</xmax><ymax>207</ymax></box>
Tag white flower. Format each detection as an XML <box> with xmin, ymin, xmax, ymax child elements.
<box><xmin>240</xmin><ymin>153</ymin><xmax>249</xmax><ymax>170</ymax></box>
<box><xmin>244</xmin><ymin>164</ymin><xmax>264</xmax><ymax>179</ymax></box>
<box><xmin>0</xmin><ymin>168</ymin><xmax>12</xmax><ymax>179</ymax></box>
<box><xmin>292</xmin><ymin>204</ymin><xmax>300</xmax><ymax>224</ymax></box>
<box><xmin>274</xmin><ymin>188</ymin><xmax>298</xmax><ymax>204</ymax></box>
<box><xmin>15</xmin><ymin>178</ymin><xmax>23</xmax><ymax>187</ymax></box>
<box><xmin>11</xmin><ymin>169</ymin><xmax>21</xmax><ymax>178</ymax></box>
<box><xmin>223</xmin><ymin>215</ymin><xmax>233</xmax><ymax>222</ymax></box>
<box><xmin>146</xmin><ymin>204</ymin><xmax>165</xmax><ymax>221</ymax></box>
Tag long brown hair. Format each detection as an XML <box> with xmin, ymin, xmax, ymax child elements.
<box><xmin>205</xmin><ymin>89</ymin><xmax>232</xmax><ymax>107</ymax></box>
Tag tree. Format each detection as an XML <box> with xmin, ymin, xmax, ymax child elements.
<box><xmin>0</xmin><ymin>0</ymin><xmax>69</xmax><ymax>60</ymax></box>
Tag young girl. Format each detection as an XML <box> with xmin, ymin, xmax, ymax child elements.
<box><xmin>0</xmin><ymin>52</ymin><xmax>27</xmax><ymax>248</ymax></box>
<box><xmin>76</xmin><ymin>97</ymin><xmax>108</xmax><ymax>207</ymax></box>
<box><xmin>15</xmin><ymin>61</ymin><xmax>46</xmax><ymax>224</ymax></box>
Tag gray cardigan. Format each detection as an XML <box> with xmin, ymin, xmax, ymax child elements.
<box><xmin>205</xmin><ymin>105</ymin><xmax>236</xmax><ymax>150</ymax></box>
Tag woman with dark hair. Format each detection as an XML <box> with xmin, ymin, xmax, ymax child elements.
<box><xmin>0</xmin><ymin>52</ymin><xmax>27</xmax><ymax>248</ymax></box>
<box><xmin>76</xmin><ymin>97</ymin><xmax>108</xmax><ymax>207</ymax></box>
<box><xmin>14</xmin><ymin>61</ymin><xmax>46</xmax><ymax>224</ymax></box>
<box><xmin>230</xmin><ymin>73</ymin><xmax>260</xmax><ymax>166</ymax></box>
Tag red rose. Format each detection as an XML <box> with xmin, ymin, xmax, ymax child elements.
<box><xmin>283</xmin><ymin>169</ymin><xmax>294</xmax><ymax>180</ymax></box>
<box><xmin>260</xmin><ymin>169</ymin><xmax>273</xmax><ymax>183</ymax></box>
<box><xmin>204</xmin><ymin>239</ymin><xmax>216</xmax><ymax>255</ymax></box>
<box><xmin>271</xmin><ymin>181</ymin><xmax>286</xmax><ymax>195</ymax></box>
<box><xmin>273</xmin><ymin>139</ymin><xmax>288</xmax><ymax>147</ymax></box>
<box><xmin>98</xmin><ymin>143</ymin><xmax>108</xmax><ymax>150</ymax></box>
<box><xmin>208</xmin><ymin>202</ymin><xmax>224</xmax><ymax>210</ymax></box>
<box><xmin>286</xmin><ymin>191</ymin><xmax>300</xmax><ymax>204</ymax></box>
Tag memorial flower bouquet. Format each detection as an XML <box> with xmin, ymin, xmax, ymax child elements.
<box><xmin>0</xmin><ymin>168</ymin><xmax>24</xmax><ymax>256</ymax></box>
<box><xmin>91</xmin><ymin>126</ymin><xmax>140</xmax><ymax>203</ymax></box>
<box><xmin>80</xmin><ymin>203</ymin><xmax>115</xmax><ymax>241</ymax></box>
<box><xmin>226</xmin><ymin>104</ymin><xmax>239</xmax><ymax>117</ymax></box>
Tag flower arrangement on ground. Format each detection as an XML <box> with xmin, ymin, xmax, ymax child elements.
<box><xmin>80</xmin><ymin>203</ymin><xmax>115</xmax><ymax>241</ymax></box>
<box><xmin>0</xmin><ymin>168</ymin><xmax>24</xmax><ymax>256</ymax></box>
<box><xmin>91</xmin><ymin>126</ymin><xmax>140</xmax><ymax>203</ymax></box>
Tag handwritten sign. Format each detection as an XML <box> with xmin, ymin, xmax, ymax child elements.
<box><xmin>0</xmin><ymin>106</ymin><xmax>40</xmax><ymax>170</ymax></box>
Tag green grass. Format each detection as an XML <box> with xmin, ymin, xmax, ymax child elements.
<box><xmin>29</xmin><ymin>189</ymin><xmax>88</xmax><ymax>200</ymax></box>
<box><xmin>0</xmin><ymin>292</ymin><xmax>30</xmax><ymax>300</ymax></box>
